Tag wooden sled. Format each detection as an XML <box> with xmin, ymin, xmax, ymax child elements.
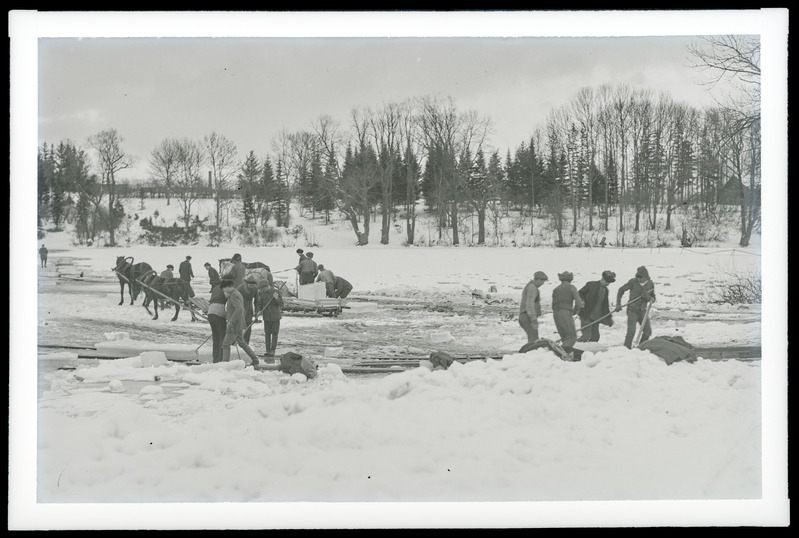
<box><xmin>274</xmin><ymin>279</ymin><xmax>347</xmax><ymax>317</ymax></box>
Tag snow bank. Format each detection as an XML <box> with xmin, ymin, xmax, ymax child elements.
<box><xmin>37</xmin><ymin>346</ymin><xmax>761</xmax><ymax>504</ymax></box>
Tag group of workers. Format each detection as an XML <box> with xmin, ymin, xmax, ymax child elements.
<box><xmin>200</xmin><ymin>253</ymin><xmax>283</xmax><ymax>367</ymax></box>
<box><xmin>519</xmin><ymin>266</ymin><xmax>656</xmax><ymax>357</ymax></box>
<box><xmin>197</xmin><ymin>251</ymin><xmax>354</xmax><ymax>367</ymax></box>
<box><xmin>295</xmin><ymin>248</ymin><xmax>353</xmax><ymax>299</ymax></box>
<box><xmin>157</xmin><ymin>255</ymin><xmax>195</xmax><ymax>282</ymax></box>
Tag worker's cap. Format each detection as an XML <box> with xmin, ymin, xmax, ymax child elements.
<box><xmin>533</xmin><ymin>271</ymin><xmax>549</xmax><ymax>281</ymax></box>
<box><xmin>636</xmin><ymin>266</ymin><xmax>649</xmax><ymax>279</ymax></box>
<box><xmin>204</xmin><ymin>262</ymin><xmax>211</xmax><ymax>267</ymax></box>
<box><xmin>167</xmin><ymin>264</ymin><xmax>174</xmax><ymax>269</ymax></box>
<box><xmin>557</xmin><ymin>271</ymin><xmax>574</xmax><ymax>282</ymax></box>
<box><xmin>601</xmin><ymin>270</ymin><xmax>616</xmax><ymax>283</ymax></box>
<box><xmin>232</xmin><ymin>253</ymin><xmax>242</xmax><ymax>261</ymax></box>
<box><xmin>296</xmin><ymin>248</ymin><xmax>304</xmax><ymax>254</ymax></box>
<box><xmin>186</xmin><ymin>255</ymin><xmax>192</xmax><ymax>260</ymax></box>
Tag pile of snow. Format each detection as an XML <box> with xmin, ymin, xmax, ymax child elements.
<box><xmin>37</xmin><ymin>346</ymin><xmax>761</xmax><ymax>507</ymax></box>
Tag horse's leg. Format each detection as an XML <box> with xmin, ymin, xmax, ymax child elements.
<box><xmin>143</xmin><ymin>294</ymin><xmax>154</xmax><ymax>317</ymax></box>
<box><xmin>153</xmin><ymin>296</ymin><xmax>159</xmax><ymax>320</ymax></box>
<box><xmin>129</xmin><ymin>280</ymin><xmax>135</xmax><ymax>305</ymax></box>
<box><xmin>119</xmin><ymin>282</ymin><xmax>125</xmax><ymax>305</ymax></box>
<box><xmin>172</xmin><ymin>302</ymin><xmax>180</xmax><ymax>322</ymax></box>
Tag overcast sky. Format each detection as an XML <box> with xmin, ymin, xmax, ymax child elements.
<box><xmin>13</xmin><ymin>10</ymin><xmax>785</xmax><ymax>182</ymax></box>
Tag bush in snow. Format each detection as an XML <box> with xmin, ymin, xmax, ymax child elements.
<box><xmin>700</xmin><ymin>265</ymin><xmax>762</xmax><ymax>305</ymax></box>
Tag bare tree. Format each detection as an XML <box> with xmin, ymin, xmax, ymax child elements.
<box><xmin>688</xmin><ymin>35</ymin><xmax>761</xmax><ymax>246</ymax></box>
<box><xmin>418</xmin><ymin>95</ymin><xmax>460</xmax><ymax>243</ymax></box>
<box><xmin>335</xmin><ymin>107</ymin><xmax>380</xmax><ymax>245</ymax></box>
<box><xmin>87</xmin><ymin>128</ymin><xmax>136</xmax><ymax>246</ymax></box>
<box><xmin>687</xmin><ymin>35</ymin><xmax>760</xmax><ymax>126</ymax></box>
<box><xmin>610</xmin><ymin>84</ymin><xmax>634</xmax><ymax>239</ymax></box>
<box><xmin>572</xmin><ymin>87</ymin><xmax>599</xmax><ymax>231</ymax></box>
<box><xmin>366</xmin><ymin>101</ymin><xmax>404</xmax><ymax>245</ymax></box>
<box><xmin>173</xmin><ymin>138</ymin><xmax>204</xmax><ymax>230</ymax></box>
<box><xmin>270</xmin><ymin>129</ymin><xmax>298</xmax><ymax>227</ymax></box>
<box><xmin>148</xmin><ymin>138</ymin><xmax>179</xmax><ymax>205</ymax></box>
<box><xmin>203</xmin><ymin>131</ymin><xmax>239</xmax><ymax>229</ymax></box>
<box><xmin>311</xmin><ymin>114</ymin><xmax>346</xmax><ymax>179</ymax></box>
<box><xmin>287</xmin><ymin>130</ymin><xmax>317</xmax><ymax>216</ymax></box>
<box><xmin>417</xmin><ymin>96</ymin><xmax>490</xmax><ymax>245</ymax></box>
<box><xmin>399</xmin><ymin>99</ymin><xmax>422</xmax><ymax>244</ymax></box>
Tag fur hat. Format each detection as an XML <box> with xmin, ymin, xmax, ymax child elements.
<box><xmin>601</xmin><ymin>270</ymin><xmax>616</xmax><ymax>283</ymax></box>
<box><xmin>636</xmin><ymin>266</ymin><xmax>650</xmax><ymax>279</ymax></box>
<box><xmin>558</xmin><ymin>271</ymin><xmax>573</xmax><ymax>282</ymax></box>
<box><xmin>533</xmin><ymin>271</ymin><xmax>548</xmax><ymax>281</ymax></box>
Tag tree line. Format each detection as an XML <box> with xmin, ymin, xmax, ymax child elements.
<box><xmin>37</xmin><ymin>37</ymin><xmax>761</xmax><ymax>248</ymax></box>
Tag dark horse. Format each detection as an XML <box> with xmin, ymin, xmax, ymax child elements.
<box><xmin>138</xmin><ymin>271</ymin><xmax>198</xmax><ymax>321</ymax></box>
<box><xmin>114</xmin><ymin>256</ymin><xmax>153</xmax><ymax>306</ymax></box>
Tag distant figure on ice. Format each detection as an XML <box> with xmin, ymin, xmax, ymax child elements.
<box><xmin>316</xmin><ymin>264</ymin><xmax>336</xmax><ymax>297</ymax></box>
<box><xmin>38</xmin><ymin>244</ymin><xmax>48</xmax><ymax>268</ymax></box>
<box><xmin>551</xmin><ymin>271</ymin><xmax>584</xmax><ymax>356</ymax></box>
<box><xmin>221</xmin><ymin>253</ymin><xmax>246</xmax><ymax>288</ymax></box>
<box><xmin>577</xmin><ymin>270</ymin><xmax>616</xmax><ymax>343</ymax></box>
<box><xmin>334</xmin><ymin>275</ymin><xmax>353</xmax><ymax>299</ymax></box>
<box><xmin>296</xmin><ymin>251</ymin><xmax>318</xmax><ymax>285</ymax></box>
<box><xmin>220</xmin><ymin>279</ymin><xmax>260</xmax><ymax>367</ymax></box>
<box><xmin>204</xmin><ymin>262</ymin><xmax>220</xmax><ymax>291</ymax></box>
<box><xmin>519</xmin><ymin>271</ymin><xmax>548</xmax><ymax>344</ymax></box>
<box><xmin>615</xmin><ymin>266</ymin><xmax>656</xmax><ymax>348</ymax></box>
<box><xmin>207</xmin><ymin>279</ymin><xmax>227</xmax><ymax>363</ymax></box>
<box><xmin>179</xmin><ymin>255</ymin><xmax>194</xmax><ymax>283</ymax></box>
<box><xmin>257</xmin><ymin>279</ymin><xmax>284</xmax><ymax>359</ymax></box>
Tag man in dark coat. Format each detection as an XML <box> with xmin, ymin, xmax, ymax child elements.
<box><xmin>615</xmin><ymin>266</ymin><xmax>656</xmax><ymax>348</ymax></box>
<box><xmin>257</xmin><ymin>280</ymin><xmax>284</xmax><ymax>359</ymax></box>
<box><xmin>39</xmin><ymin>244</ymin><xmax>48</xmax><ymax>268</ymax></box>
<box><xmin>179</xmin><ymin>255</ymin><xmax>194</xmax><ymax>283</ymax></box>
<box><xmin>237</xmin><ymin>278</ymin><xmax>259</xmax><ymax>345</ymax></box>
<box><xmin>296</xmin><ymin>252</ymin><xmax>318</xmax><ymax>285</ymax></box>
<box><xmin>221</xmin><ymin>253</ymin><xmax>246</xmax><ymax>288</ymax></box>
<box><xmin>220</xmin><ymin>280</ymin><xmax>260</xmax><ymax>367</ymax></box>
<box><xmin>577</xmin><ymin>270</ymin><xmax>616</xmax><ymax>343</ymax></box>
<box><xmin>204</xmin><ymin>262</ymin><xmax>220</xmax><ymax>292</ymax></box>
<box><xmin>206</xmin><ymin>281</ymin><xmax>227</xmax><ymax>363</ymax></box>
<box><xmin>334</xmin><ymin>276</ymin><xmax>353</xmax><ymax>299</ymax></box>
<box><xmin>160</xmin><ymin>264</ymin><xmax>174</xmax><ymax>278</ymax></box>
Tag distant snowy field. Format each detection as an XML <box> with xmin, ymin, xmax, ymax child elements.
<box><xmin>12</xmin><ymin>198</ymin><xmax>787</xmax><ymax>529</ymax></box>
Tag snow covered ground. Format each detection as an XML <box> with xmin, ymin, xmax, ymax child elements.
<box><xmin>11</xmin><ymin>199</ymin><xmax>788</xmax><ymax>529</ymax></box>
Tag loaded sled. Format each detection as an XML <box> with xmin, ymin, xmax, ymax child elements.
<box><xmin>274</xmin><ymin>280</ymin><xmax>347</xmax><ymax>317</ymax></box>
